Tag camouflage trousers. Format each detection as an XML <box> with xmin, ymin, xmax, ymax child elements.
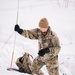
<box><xmin>16</xmin><ymin>52</ymin><xmax>59</xmax><ymax>75</ymax></box>
<box><xmin>31</xmin><ymin>54</ymin><xmax>59</xmax><ymax>75</ymax></box>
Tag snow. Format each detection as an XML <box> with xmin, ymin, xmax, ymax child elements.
<box><xmin>0</xmin><ymin>41</ymin><xmax>75</xmax><ymax>75</ymax></box>
<box><xmin>0</xmin><ymin>0</ymin><xmax>75</xmax><ymax>75</ymax></box>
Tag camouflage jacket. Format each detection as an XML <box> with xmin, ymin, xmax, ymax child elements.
<box><xmin>21</xmin><ymin>26</ymin><xmax>61</xmax><ymax>56</ymax></box>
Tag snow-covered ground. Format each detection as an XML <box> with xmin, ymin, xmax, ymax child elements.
<box><xmin>0</xmin><ymin>0</ymin><xmax>75</xmax><ymax>75</ymax></box>
<box><xmin>0</xmin><ymin>39</ymin><xmax>75</xmax><ymax>75</ymax></box>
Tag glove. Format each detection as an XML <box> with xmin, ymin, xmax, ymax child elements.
<box><xmin>14</xmin><ymin>24</ymin><xmax>23</xmax><ymax>34</ymax></box>
<box><xmin>38</xmin><ymin>47</ymin><xmax>50</xmax><ymax>56</ymax></box>
<box><xmin>38</xmin><ymin>50</ymin><xmax>45</xmax><ymax>56</ymax></box>
<box><xmin>14</xmin><ymin>24</ymin><xmax>19</xmax><ymax>31</ymax></box>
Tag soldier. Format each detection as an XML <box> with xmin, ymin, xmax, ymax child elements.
<box><xmin>14</xmin><ymin>18</ymin><xmax>61</xmax><ymax>75</ymax></box>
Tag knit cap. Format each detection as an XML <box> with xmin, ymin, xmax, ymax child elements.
<box><xmin>39</xmin><ymin>18</ymin><xmax>48</xmax><ymax>28</ymax></box>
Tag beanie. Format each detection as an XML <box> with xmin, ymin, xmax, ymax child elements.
<box><xmin>39</xmin><ymin>18</ymin><xmax>48</xmax><ymax>28</ymax></box>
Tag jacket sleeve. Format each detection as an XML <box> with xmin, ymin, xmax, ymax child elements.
<box><xmin>21</xmin><ymin>28</ymin><xmax>38</xmax><ymax>40</ymax></box>
<box><xmin>49</xmin><ymin>32</ymin><xmax>61</xmax><ymax>56</ymax></box>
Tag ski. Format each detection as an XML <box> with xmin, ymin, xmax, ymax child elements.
<box><xmin>7</xmin><ymin>68</ymin><xmax>26</xmax><ymax>73</ymax></box>
<box><xmin>7</xmin><ymin>68</ymin><xmax>19</xmax><ymax>72</ymax></box>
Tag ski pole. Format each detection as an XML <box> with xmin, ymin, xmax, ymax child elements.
<box><xmin>9</xmin><ymin>0</ymin><xmax>19</xmax><ymax>70</ymax></box>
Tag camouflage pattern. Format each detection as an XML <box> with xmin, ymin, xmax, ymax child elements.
<box><xmin>30</xmin><ymin>55</ymin><xmax>59</xmax><ymax>75</ymax></box>
<box><xmin>16</xmin><ymin>52</ymin><xmax>33</xmax><ymax>74</ymax></box>
<box><xmin>21</xmin><ymin>26</ymin><xmax>61</xmax><ymax>75</ymax></box>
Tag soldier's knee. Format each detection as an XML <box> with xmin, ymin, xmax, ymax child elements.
<box><xmin>16</xmin><ymin>57</ymin><xmax>23</xmax><ymax>68</ymax></box>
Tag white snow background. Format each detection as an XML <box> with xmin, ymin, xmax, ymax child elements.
<box><xmin>0</xmin><ymin>0</ymin><xmax>75</xmax><ymax>75</ymax></box>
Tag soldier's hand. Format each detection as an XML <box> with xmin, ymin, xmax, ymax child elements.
<box><xmin>38</xmin><ymin>50</ymin><xmax>45</xmax><ymax>56</ymax></box>
<box><xmin>38</xmin><ymin>47</ymin><xmax>50</xmax><ymax>56</ymax></box>
<box><xmin>14</xmin><ymin>24</ymin><xmax>23</xmax><ymax>34</ymax></box>
<box><xmin>14</xmin><ymin>24</ymin><xmax>20</xmax><ymax>31</ymax></box>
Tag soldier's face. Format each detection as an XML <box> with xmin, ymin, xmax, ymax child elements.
<box><xmin>39</xmin><ymin>27</ymin><xmax>48</xmax><ymax>33</ymax></box>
